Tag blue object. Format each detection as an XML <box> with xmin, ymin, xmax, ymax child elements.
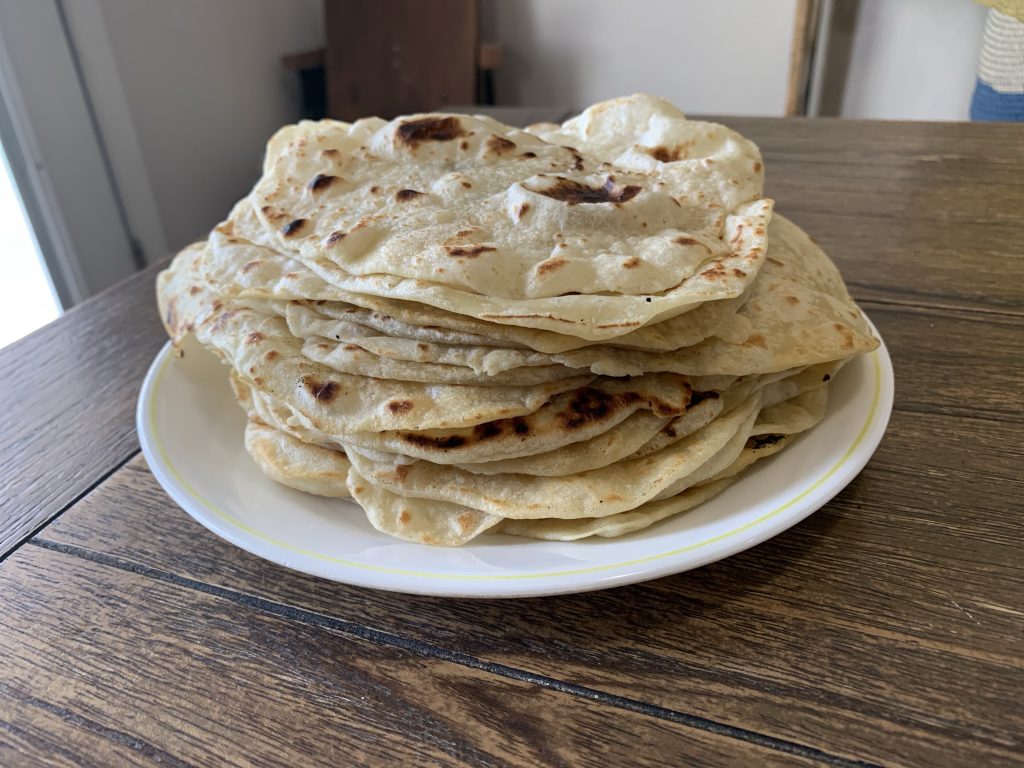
<box><xmin>971</xmin><ymin>79</ymin><xmax>1024</xmax><ymax>121</ymax></box>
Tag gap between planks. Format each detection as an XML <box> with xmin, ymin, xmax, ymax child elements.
<box><xmin>0</xmin><ymin>449</ymin><xmax>141</xmax><ymax>566</ymax></box>
<box><xmin>855</xmin><ymin>294</ymin><xmax>1024</xmax><ymax>319</ymax></box>
<box><xmin>24</xmin><ymin>537</ymin><xmax>881</xmax><ymax>768</ymax></box>
<box><xmin>0</xmin><ymin>680</ymin><xmax>196</xmax><ymax>768</ymax></box>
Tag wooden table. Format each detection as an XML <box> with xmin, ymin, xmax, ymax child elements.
<box><xmin>2</xmin><ymin>115</ymin><xmax>1022</xmax><ymax>768</ymax></box>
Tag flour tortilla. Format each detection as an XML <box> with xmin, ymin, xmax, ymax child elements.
<box><xmin>753</xmin><ymin>385</ymin><xmax>829</xmax><ymax>436</ymax></box>
<box><xmin>231</xmin><ymin>371</ymin><xmax>328</xmax><ymax>448</ymax></box>
<box><xmin>347</xmin><ymin>470</ymin><xmax>500</xmax><ymax>546</ymax></box>
<box><xmin>506</xmin><ymin>215</ymin><xmax>878</xmax><ymax>376</ymax></box>
<box><xmin>155</xmin><ymin>94</ymin><xmax>871</xmax><ymax>547</ymax></box>
<box><xmin>229</xmin><ymin>194</ymin><xmax>772</xmax><ymax>340</ymax></box>
<box><xmin>347</xmin><ymin>384</ymin><xmax>829</xmax><ymax>544</ymax></box>
<box><xmin>451</xmin><ymin>410</ymin><xmax>672</xmax><ymax>477</ymax></box>
<box><xmin>344</xmin><ymin>395</ymin><xmax>762</xmax><ymax>520</ymax></box>
<box><xmin>207</xmin><ymin>213</ymin><xmax>876</xmax><ymax>378</ymax></box>
<box><xmin>158</xmin><ymin>251</ymin><xmax>594</xmax><ymax>433</ymax></box>
<box><xmin>228</xmin><ymin>93</ymin><xmax>770</xmax><ymax>338</ymax></box>
<box><xmin>201</xmin><ymin>230</ymin><xmax>749</xmax><ymax>353</ymax></box>
<box><xmin>235</xmin><ymin>366</ymin><xmax>699</xmax><ymax>467</ymax></box>
<box><xmin>496</xmin><ymin>477</ymin><xmax>737</xmax><ymax>541</ymax></box>
<box><xmin>241</xmin><ymin>387</ymin><xmax>822</xmax><ymax>506</ymax></box>
<box><xmin>244</xmin><ymin>419</ymin><xmax>351</xmax><ymax>498</ymax></box>
<box><xmin>300</xmin><ymin>335</ymin><xmax>586</xmax><ymax>386</ymax></box>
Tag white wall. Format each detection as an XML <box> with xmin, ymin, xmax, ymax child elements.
<box><xmin>841</xmin><ymin>0</ymin><xmax>987</xmax><ymax>120</ymax></box>
<box><xmin>91</xmin><ymin>0</ymin><xmax>324</xmax><ymax>252</ymax></box>
<box><xmin>481</xmin><ymin>0</ymin><xmax>798</xmax><ymax>117</ymax></box>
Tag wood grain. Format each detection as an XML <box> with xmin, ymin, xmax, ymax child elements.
<box><xmin>0</xmin><ymin>262</ymin><xmax>166</xmax><ymax>559</ymax></box>
<box><xmin>40</xmin><ymin>364</ymin><xmax>1024</xmax><ymax>768</ymax></box>
<box><xmin>862</xmin><ymin>302</ymin><xmax>1023</xmax><ymax>422</ymax></box>
<box><xmin>3</xmin><ymin>116</ymin><xmax>1023</xmax><ymax>767</ymax></box>
<box><xmin>0</xmin><ymin>545</ymin><xmax>821</xmax><ymax>768</ymax></box>
<box><xmin>717</xmin><ymin>117</ymin><xmax>1024</xmax><ymax>316</ymax></box>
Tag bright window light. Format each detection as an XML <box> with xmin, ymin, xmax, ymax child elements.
<box><xmin>0</xmin><ymin>138</ymin><xmax>60</xmax><ymax>349</ymax></box>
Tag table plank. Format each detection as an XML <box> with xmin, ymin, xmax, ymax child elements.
<box><xmin>706</xmin><ymin>117</ymin><xmax>1024</xmax><ymax>316</ymax></box>
<box><xmin>860</xmin><ymin>302</ymin><xmax>1022</xmax><ymax>422</ymax></box>
<box><xmin>0</xmin><ymin>263</ymin><xmax>166</xmax><ymax>559</ymax></box>
<box><xmin>0</xmin><ymin>545</ymin><xmax>822</xmax><ymax>768</ymax></box>
<box><xmin>39</xmin><ymin>378</ymin><xmax>1024</xmax><ymax>768</ymax></box>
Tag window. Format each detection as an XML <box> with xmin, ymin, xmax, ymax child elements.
<box><xmin>0</xmin><ymin>138</ymin><xmax>59</xmax><ymax>348</ymax></box>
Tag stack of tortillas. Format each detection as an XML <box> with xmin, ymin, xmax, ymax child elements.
<box><xmin>158</xmin><ymin>94</ymin><xmax>878</xmax><ymax>546</ymax></box>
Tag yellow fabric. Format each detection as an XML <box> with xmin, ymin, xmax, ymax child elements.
<box><xmin>976</xmin><ymin>0</ymin><xmax>1024</xmax><ymax>23</ymax></box>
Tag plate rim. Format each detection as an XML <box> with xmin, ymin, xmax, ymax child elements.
<box><xmin>137</xmin><ymin>327</ymin><xmax>894</xmax><ymax>598</ymax></box>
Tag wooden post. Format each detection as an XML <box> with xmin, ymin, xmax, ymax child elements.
<box><xmin>324</xmin><ymin>0</ymin><xmax>478</xmax><ymax>120</ymax></box>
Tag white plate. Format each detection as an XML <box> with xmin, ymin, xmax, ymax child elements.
<box><xmin>137</xmin><ymin>328</ymin><xmax>893</xmax><ymax>598</ymax></box>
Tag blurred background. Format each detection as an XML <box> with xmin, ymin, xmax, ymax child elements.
<box><xmin>0</xmin><ymin>0</ymin><xmax>1016</xmax><ymax>348</ymax></box>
